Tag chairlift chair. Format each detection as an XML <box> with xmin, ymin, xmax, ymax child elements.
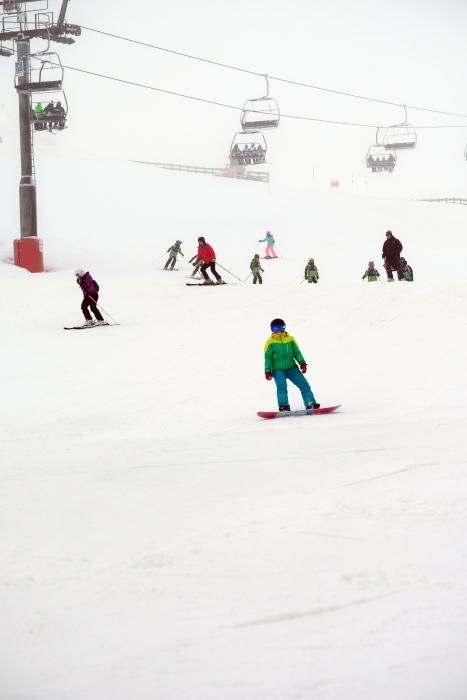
<box><xmin>382</xmin><ymin>124</ymin><xmax>417</xmax><ymax>149</ymax></box>
<box><xmin>230</xmin><ymin>131</ymin><xmax>267</xmax><ymax>166</ymax></box>
<box><xmin>382</xmin><ymin>105</ymin><xmax>417</xmax><ymax>149</ymax></box>
<box><xmin>240</xmin><ymin>74</ymin><xmax>280</xmax><ymax>132</ymax></box>
<box><xmin>366</xmin><ymin>144</ymin><xmax>397</xmax><ymax>173</ymax></box>
<box><xmin>241</xmin><ymin>98</ymin><xmax>280</xmax><ymax>131</ymax></box>
<box><xmin>15</xmin><ymin>51</ymin><xmax>64</xmax><ymax>94</ymax></box>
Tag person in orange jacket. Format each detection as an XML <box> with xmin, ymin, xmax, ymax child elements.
<box><xmin>195</xmin><ymin>236</ymin><xmax>224</xmax><ymax>285</ymax></box>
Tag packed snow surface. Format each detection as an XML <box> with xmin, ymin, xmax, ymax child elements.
<box><xmin>1</xmin><ymin>161</ymin><xmax>467</xmax><ymax>700</ymax></box>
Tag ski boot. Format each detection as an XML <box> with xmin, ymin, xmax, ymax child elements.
<box><xmin>84</xmin><ymin>320</ymin><xmax>96</xmax><ymax>326</ymax></box>
<box><xmin>306</xmin><ymin>402</ymin><xmax>320</xmax><ymax>409</ymax></box>
<box><xmin>279</xmin><ymin>405</ymin><xmax>291</xmax><ymax>411</ymax></box>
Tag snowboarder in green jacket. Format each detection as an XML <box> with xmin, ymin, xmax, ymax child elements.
<box><xmin>264</xmin><ymin>318</ymin><xmax>320</xmax><ymax>411</ymax></box>
<box><xmin>164</xmin><ymin>240</ymin><xmax>183</xmax><ymax>270</ymax></box>
<box><xmin>250</xmin><ymin>254</ymin><xmax>264</xmax><ymax>284</ymax></box>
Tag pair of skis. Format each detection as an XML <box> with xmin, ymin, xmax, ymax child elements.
<box><xmin>186</xmin><ymin>281</ymin><xmax>227</xmax><ymax>287</ymax></box>
<box><xmin>64</xmin><ymin>322</ymin><xmax>114</xmax><ymax>331</ymax></box>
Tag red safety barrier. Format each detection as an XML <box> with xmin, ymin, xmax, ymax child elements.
<box><xmin>13</xmin><ymin>237</ymin><xmax>44</xmax><ymax>273</ymax></box>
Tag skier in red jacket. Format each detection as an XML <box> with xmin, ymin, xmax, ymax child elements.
<box><xmin>195</xmin><ymin>236</ymin><xmax>224</xmax><ymax>285</ymax></box>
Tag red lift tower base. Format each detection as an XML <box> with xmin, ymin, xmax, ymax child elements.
<box><xmin>13</xmin><ymin>237</ymin><xmax>44</xmax><ymax>273</ymax></box>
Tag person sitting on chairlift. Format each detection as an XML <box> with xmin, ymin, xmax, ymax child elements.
<box><xmin>32</xmin><ymin>103</ymin><xmax>45</xmax><ymax>131</ymax></box>
<box><xmin>54</xmin><ymin>101</ymin><xmax>66</xmax><ymax>130</ymax></box>
<box><xmin>243</xmin><ymin>144</ymin><xmax>251</xmax><ymax>165</ymax></box>
<box><xmin>231</xmin><ymin>144</ymin><xmax>241</xmax><ymax>165</ymax></box>
<box><xmin>43</xmin><ymin>101</ymin><xmax>55</xmax><ymax>131</ymax></box>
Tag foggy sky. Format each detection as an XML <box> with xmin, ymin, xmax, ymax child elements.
<box><xmin>1</xmin><ymin>0</ymin><xmax>466</xmax><ymax>196</ymax></box>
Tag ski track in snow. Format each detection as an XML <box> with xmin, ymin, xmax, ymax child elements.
<box><xmin>236</xmin><ymin>592</ymin><xmax>396</xmax><ymax>627</ymax></box>
<box><xmin>339</xmin><ymin>461</ymin><xmax>439</xmax><ymax>487</ymax></box>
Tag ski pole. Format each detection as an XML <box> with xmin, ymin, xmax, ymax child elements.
<box><xmin>216</xmin><ymin>262</ymin><xmax>242</xmax><ymax>282</ymax></box>
<box><xmin>96</xmin><ymin>302</ymin><xmax>119</xmax><ymax>325</ymax></box>
<box><xmin>243</xmin><ymin>272</ymin><xmax>252</xmax><ymax>283</ymax></box>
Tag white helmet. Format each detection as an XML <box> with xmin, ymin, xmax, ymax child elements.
<box><xmin>75</xmin><ymin>268</ymin><xmax>85</xmax><ymax>278</ymax></box>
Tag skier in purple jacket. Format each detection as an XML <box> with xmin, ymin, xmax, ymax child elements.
<box><xmin>75</xmin><ymin>269</ymin><xmax>105</xmax><ymax>326</ymax></box>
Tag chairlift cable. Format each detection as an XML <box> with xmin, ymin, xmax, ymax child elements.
<box><xmin>80</xmin><ymin>24</ymin><xmax>467</xmax><ymax>120</ymax></box>
<box><xmin>55</xmin><ymin>61</ymin><xmax>245</xmax><ymax>111</ymax></box>
<box><xmin>79</xmin><ymin>25</ymin><xmax>259</xmax><ymax>77</ymax></box>
<box><xmin>41</xmin><ymin>59</ymin><xmax>467</xmax><ymax>130</ymax></box>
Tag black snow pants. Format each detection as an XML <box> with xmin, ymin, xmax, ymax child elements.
<box><xmin>384</xmin><ymin>257</ymin><xmax>403</xmax><ymax>280</ymax></box>
<box><xmin>201</xmin><ymin>261</ymin><xmax>221</xmax><ymax>282</ymax></box>
<box><xmin>81</xmin><ymin>293</ymin><xmax>104</xmax><ymax>321</ymax></box>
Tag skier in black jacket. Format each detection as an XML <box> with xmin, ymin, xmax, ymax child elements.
<box><xmin>382</xmin><ymin>230</ymin><xmax>403</xmax><ymax>281</ymax></box>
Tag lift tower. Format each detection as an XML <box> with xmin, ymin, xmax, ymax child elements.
<box><xmin>0</xmin><ymin>0</ymin><xmax>80</xmax><ymax>271</ymax></box>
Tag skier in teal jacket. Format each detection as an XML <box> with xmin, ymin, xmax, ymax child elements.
<box><xmin>264</xmin><ymin>318</ymin><xmax>319</xmax><ymax>411</ymax></box>
<box><xmin>258</xmin><ymin>231</ymin><xmax>277</xmax><ymax>258</ymax></box>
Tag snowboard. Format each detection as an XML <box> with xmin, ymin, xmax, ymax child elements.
<box><xmin>64</xmin><ymin>322</ymin><xmax>111</xmax><ymax>330</ymax></box>
<box><xmin>257</xmin><ymin>405</ymin><xmax>341</xmax><ymax>419</ymax></box>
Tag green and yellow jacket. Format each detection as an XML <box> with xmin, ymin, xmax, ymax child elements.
<box><xmin>167</xmin><ymin>242</ymin><xmax>184</xmax><ymax>257</ymax></box>
<box><xmin>362</xmin><ymin>267</ymin><xmax>380</xmax><ymax>281</ymax></box>
<box><xmin>401</xmin><ymin>265</ymin><xmax>413</xmax><ymax>281</ymax></box>
<box><xmin>250</xmin><ymin>258</ymin><xmax>264</xmax><ymax>274</ymax></box>
<box><xmin>304</xmin><ymin>262</ymin><xmax>319</xmax><ymax>281</ymax></box>
<box><xmin>264</xmin><ymin>332</ymin><xmax>306</xmax><ymax>372</ymax></box>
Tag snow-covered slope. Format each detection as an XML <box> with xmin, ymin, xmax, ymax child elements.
<box><xmin>1</xmin><ymin>161</ymin><xmax>467</xmax><ymax>700</ymax></box>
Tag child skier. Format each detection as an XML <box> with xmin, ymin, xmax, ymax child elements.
<box><xmin>264</xmin><ymin>318</ymin><xmax>320</xmax><ymax>411</ymax></box>
<box><xmin>258</xmin><ymin>231</ymin><xmax>277</xmax><ymax>258</ymax></box>
<box><xmin>75</xmin><ymin>269</ymin><xmax>105</xmax><ymax>326</ymax></box>
<box><xmin>250</xmin><ymin>254</ymin><xmax>264</xmax><ymax>284</ymax></box>
<box><xmin>164</xmin><ymin>240</ymin><xmax>183</xmax><ymax>270</ymax></box>
<box><xmin>362</xmin><ymin>261</ymin><xmax>380</xmax><ymax>282</ymax></box>
<box><xmin>188</xmin><ymin>253</ymin><xmax>203</xmax><ymax>278</ymax></box>
<box><xmin>304</xmin><ymin>257</ymin><xmax>319</xmax><ymax>283</ymax></box>
<box><xmin>400</xmin><ymin>257</ymin><xmax>414</xmax><ymax>281</ymax></box>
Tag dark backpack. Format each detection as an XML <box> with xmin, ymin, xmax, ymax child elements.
<box><xmin>93</xmin><ymin>279</ymin><xmax>99</xmax><ymax>292</ymax></box>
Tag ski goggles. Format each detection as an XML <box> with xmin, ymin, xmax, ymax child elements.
<box><xmin>271</xmin><ymin>324</ymin><xmax>286</xmax><ymax>332</ymax></box>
